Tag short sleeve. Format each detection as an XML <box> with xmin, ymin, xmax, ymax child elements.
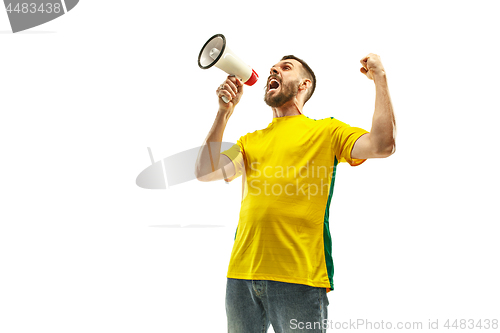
<box><xmin>221</xmin><ymin>139</ymin><xmax>245</xmax><ymax>182</ymax></box>
<box><xmin>330</xmin><ymin>118</ymin><xmax>369</xmax><ymax>166</ymax></box>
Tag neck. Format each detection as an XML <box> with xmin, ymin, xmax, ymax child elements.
<box><xmin>272</xmin><ymin>98</ymin><xmax>303</xmax><ymax>118</ymax></box>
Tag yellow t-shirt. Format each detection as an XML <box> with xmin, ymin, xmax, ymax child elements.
<box><xmin>221</xmin><ymin>114</ymin><xmax>368</xmax><ymax>292</ymax></box>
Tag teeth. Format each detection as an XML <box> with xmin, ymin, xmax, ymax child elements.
<box><xmin>269</xmin><ymin>79</ymin><xmax>280</xmax><ymax>90</ymax></box>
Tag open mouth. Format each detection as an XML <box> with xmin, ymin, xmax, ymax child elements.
<box><xmin>268</xmin><ymin>78</ymin><xmax>280</xmax><ymax>92</ymax></box>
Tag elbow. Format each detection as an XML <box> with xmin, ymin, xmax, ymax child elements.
<box><xmin>194</xmin><ymin>166</ymin><xmax>206</xmax><ymax>182</ymax></box>
<box><xmin>195</xmin><ymin>167</ymin><xmax>214</xmax><ymax>182</ymax></box>
<box><xmin>195</xmin><ymin>171</ymin><xmax>208</xmax><ymax>182</ymax></box>
<box><xmin>378</xmin><ymin>142</ymin><xmax>396</xmax><ymax>158</ymax></box>
<box><xmin>196</xmin><ymin>174</ymin><xmax>213</xmax><ymax>182</ymax></box>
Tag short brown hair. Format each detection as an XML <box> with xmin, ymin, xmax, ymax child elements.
<box><xmin>281</xmin><ymin>55</ymin><xmax>316</xmax><ymax>104</ymax></box>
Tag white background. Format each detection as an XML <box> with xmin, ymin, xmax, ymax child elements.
<box><xmin>1</xmin><ymin>1</ymin><xmax>499</xmax><ymax>332</ymax></box>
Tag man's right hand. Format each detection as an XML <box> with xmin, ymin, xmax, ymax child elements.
<box><xmin>216</xmin><ymin>75</ymin><xmax>244</xmax><ymax>115</ymax></box>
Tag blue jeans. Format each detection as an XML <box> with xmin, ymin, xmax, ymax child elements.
<box><xmin>225</xmin><ymin>278</ymin><xmax>329</xmax><ymax>333</ymax></box>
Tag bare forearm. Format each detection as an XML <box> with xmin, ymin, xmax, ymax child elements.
<box><xmin>370</xmin><ymin>71</ymin><xmax>396</xmax><ymax>155</ymax></box>
<box><xmin>352</xmin><ymin>53</ymin><xmax>396</xmax><ymax>159</ymax></box>
<box><xmin>195</xmin><ymin>108</ymin><xmax>231</xmax><ymax>180</ymax></box>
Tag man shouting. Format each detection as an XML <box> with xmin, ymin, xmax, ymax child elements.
<box><xmin>195</xmin><ymin>53</ymin><xmax>396</xmax><ymax>333</ymax></box>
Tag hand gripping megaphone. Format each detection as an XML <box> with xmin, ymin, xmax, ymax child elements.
<box><xmin>198</xmin><ymin>34</ymin><xmax>259</xmax><ymax>103</ymax></box>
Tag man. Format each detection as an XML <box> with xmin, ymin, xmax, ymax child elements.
<box><xmin>195</xmin><ymin>54</ymin><xmax>396</xmax><ymax>333</ymax></box>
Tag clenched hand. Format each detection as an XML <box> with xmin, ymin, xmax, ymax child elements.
<box><xmin>360</xmin><ymin>53</ymin><xmax>385</xmax><ymax>80</ymax></box>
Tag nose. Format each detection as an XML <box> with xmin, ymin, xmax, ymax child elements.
<box><xmin>270</xmin><ymin>67</ymin><xmax>279</xmax><ymax>75</ymax></box>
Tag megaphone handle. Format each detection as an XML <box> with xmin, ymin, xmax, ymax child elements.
<box><xmin>221</xmin><ymin>75</ymin><xmax>242</xmax><ymax>103</ymax></box>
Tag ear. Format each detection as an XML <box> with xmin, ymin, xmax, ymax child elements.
<box><xmin>299</xmin><ymin>79</ymin><xmax>312</xmax><ymax>93</ymax></box>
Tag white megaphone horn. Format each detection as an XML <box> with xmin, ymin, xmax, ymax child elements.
<box><xmin>198</xmin><ymin>34</ymin><xmax>259</xmax><ymax>103</ymax></box>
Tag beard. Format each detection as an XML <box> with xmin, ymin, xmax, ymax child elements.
<box><xmin>264</xmin><ymin>77</ymin><xmax>300</xmax><ymax>108</ymax></box>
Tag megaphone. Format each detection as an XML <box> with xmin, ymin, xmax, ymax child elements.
<box><xmin>198</xmin><ymin>34</ymin><xmax>259</xmax><ymax>103</ymax></box>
